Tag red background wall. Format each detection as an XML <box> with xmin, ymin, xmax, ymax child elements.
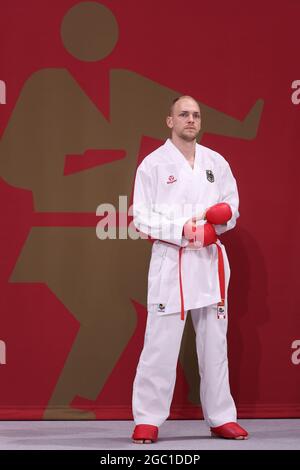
<box><xmin>0</xmin><ymin>0</ymin><xmax>299</xmax><ymax>418</ymax></box>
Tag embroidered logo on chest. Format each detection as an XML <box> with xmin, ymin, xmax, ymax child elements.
<box><xmin>206</xmin><ymin>170</ymin><xmax>215</xmax><ymax>183</ymax></box>
<box><xmin>166</xmin><ymin>175</ymin><xmax>177</xmax><ymax>184</ymax></box>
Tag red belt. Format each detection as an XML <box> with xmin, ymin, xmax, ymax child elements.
<box><xmin>162</xmin><ymin>241</ymin><xmax>225</xmax><ymax>321</ymax></box>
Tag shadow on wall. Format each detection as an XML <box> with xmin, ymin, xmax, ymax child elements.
<box><xmin>225</xmin><ymin>226</ymin><xmax>269</xmax><ymax>410</ymax></box>
<box><xmin>177</xmin><ymin>226</ymin><xmax>269</xmax><ymax>413</ymax></box>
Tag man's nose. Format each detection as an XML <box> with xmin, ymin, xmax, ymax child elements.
<box><xmin>187</xmin><ymin>113</ymin><xmax>194</xmax><ymax>122</ymax></box>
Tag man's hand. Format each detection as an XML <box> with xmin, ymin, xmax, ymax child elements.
<box><xmin>183</xmin><ymin>212</ymin><xmax>206</xmax><ymax>241</ymax></box>
<box><xmin>183</xmin><ymin>218</ymin><xmax>197</xmax><ymax>241</ymax></box>
<box><xmin>183</xmin><ymin>220</ymin><xmax>217</xmax><ymax>248</ymax></box>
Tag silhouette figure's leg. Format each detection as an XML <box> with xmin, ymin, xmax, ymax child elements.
<box><xmin>10</xmin><ymin>228</ymin><xmax>143</xmax><ymax>419</ymax></box>
<box><xmin>191</xmin><ymin>305</ymin><xmax>237</xmax><ymax>428</ymax></box>
<box><xmin>132</xmin><ymin>306</ymin><xmax>187</xmax><ymax>427</ymax></box>
<box><xmin>44</xmin><ymin>298</ymin><xmax>136</xmax><ymax>419</ymax></box>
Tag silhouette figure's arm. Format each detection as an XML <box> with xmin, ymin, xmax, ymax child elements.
<box><xmin>110</xmin><ymin>69</ymin><xmax>178</xmax><ymax>142</ymax></box>
<box><xmin>110</xmin><ymin>69</ymin><xmax>263</xmax><ymax>141</ymax></box>
<box><xmin>0</xmin><ymin>69</ymin><xmax>116</xmax><ymax>190</ymax></box>
<box><xmin>200</xmin><ymin>99</ymin><xmax>264</xmax><ymax>140</ymax></box>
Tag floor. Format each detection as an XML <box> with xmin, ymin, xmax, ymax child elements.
<box><xmin>0</xmin><ymin>419</ymin><xmax>299</xmax><ymax>450</ymax></box>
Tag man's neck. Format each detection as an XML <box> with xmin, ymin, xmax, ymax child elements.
<box><xmin>171</xmin><ymin>135</ymin><xmax>196</xmax><ymax>162</ymax></box>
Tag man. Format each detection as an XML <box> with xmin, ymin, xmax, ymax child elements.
<box><xmin>131</xmin><ymin>96</ymin><xmax>248</xmax><ymax>443</ymax></box>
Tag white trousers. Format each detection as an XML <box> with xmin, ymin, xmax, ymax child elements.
<box><xmin>132</xmin><ymin>304</ymin><xmax>237</xmax><ymax>428</ymax></box>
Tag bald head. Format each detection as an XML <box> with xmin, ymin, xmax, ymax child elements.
<box><xmin>169</xmin><ymin>95</ymin><xmax>200</xmax><ymax>117</ymax></box>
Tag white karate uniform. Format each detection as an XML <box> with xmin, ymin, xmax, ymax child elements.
<box><xmin>132</xmin><ymin>138</ymin><xmax>239</xmax><ymax>428</ymax></box>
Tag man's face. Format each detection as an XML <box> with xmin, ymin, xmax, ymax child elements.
<box><xmin>166</xmin><ymin>97</ymin><xmax>201</xmax><ymax>142</ymax></box>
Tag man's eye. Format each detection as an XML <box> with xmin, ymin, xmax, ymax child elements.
<box><xmin>193</xmin><ymin>113</ymin><xmax>200</xmax><ymax>119</ymax></box>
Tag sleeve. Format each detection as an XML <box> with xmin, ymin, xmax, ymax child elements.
<box><xmin>133</xmin><ymin>164</ymin><xmax>190</xmax><ymax>247</ymax></box>
<box><xmin>214</xmin><ymin>161</ymin><xmax>240</xmax><ymax>236</ymax></box>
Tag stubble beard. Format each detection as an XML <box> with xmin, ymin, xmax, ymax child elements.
<box><xmin>180</xmin><ymin>129</ymin><xmax>199</xmax><ymax>142</ymax></box>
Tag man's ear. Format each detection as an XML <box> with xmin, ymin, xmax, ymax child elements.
<box><xmin>166</xmin><ymin>116</ymin><xmax>173</xmax><ymax>129</ymax></box>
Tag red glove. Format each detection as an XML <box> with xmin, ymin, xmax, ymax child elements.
<box><xmin>205</xmin><ymin>203</ymin><xmax>232</xmax><ymax>225</ymax></box>
<box><xmin>203</xmin><ymin>222</ymin><xmax>217</xmax><ymax>246</ymax></box>
<box><xmin>183</xmin><ymin>221</ymin><xmax>217</xmax><ymax>247</ymax></box>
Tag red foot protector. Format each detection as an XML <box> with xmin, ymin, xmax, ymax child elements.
<box><xmin>132</xmin><ymin>424</ymin><xmax>159</xmax><ymax>442</ymax></box>
<box><xmin>210</xmin><ymin>422</ymin><xmax>248</xmax><ymax>439</ymax></box>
